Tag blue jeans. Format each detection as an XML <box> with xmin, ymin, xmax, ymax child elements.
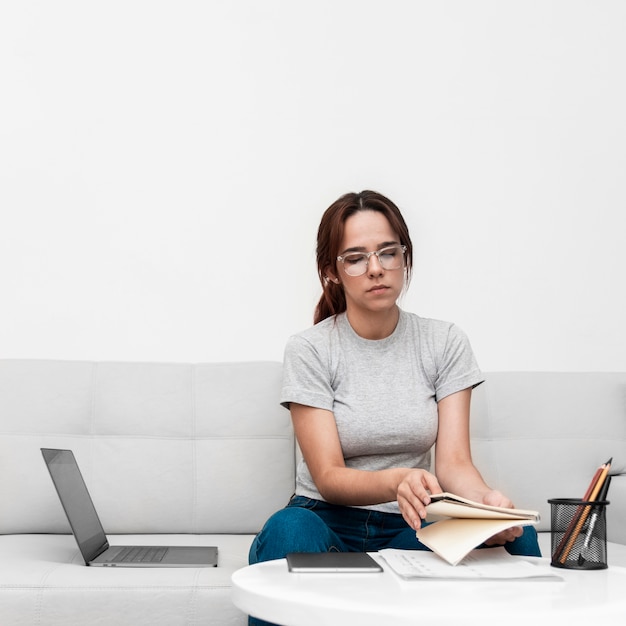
<box><xmin>247</xmin><ymin>496</ymin><xmax>541</xmax><ymax>625</ymax></box>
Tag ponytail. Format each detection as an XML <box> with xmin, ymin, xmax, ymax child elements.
<box><xmin>314</xmin><ymin>279</ymin><xmax>346</xmax><ymax>325</ymax></box>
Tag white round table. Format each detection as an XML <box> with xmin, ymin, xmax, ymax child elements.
<box><xmin>231</xmin><ymin>554</ymin><xmax>626</xmax><ymax>625</ymax></box>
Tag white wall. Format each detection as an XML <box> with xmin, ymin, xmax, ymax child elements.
<box><xmin>1</xmin><ymin>1</ymin><xmax>625</xmax><ymax>371</ymax></box>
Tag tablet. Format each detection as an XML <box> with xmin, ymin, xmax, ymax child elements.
<box><xmin>286</xmin><ymin>552</ymin><xmax>383</xmax><ymax>573</ymax></box>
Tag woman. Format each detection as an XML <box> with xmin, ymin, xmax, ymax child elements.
<box><xmin>248</xmin><ymin>190</ymin><xmax>539</xmax><ymax>623</ymax></box>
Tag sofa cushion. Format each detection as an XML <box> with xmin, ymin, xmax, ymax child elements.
<box><xmin>470</xmin><ymin>372</ymin><xmax>626</xmax><ymax>539</ymax></box>
<box><xmin>0</xmin><ymin>360</ymin><xmax>294</xmax><ymax>535</ymax></box>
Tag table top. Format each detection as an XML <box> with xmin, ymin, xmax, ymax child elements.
<box><xmin>231</xmin><ymin>554</ymin><xmax>626</xmax><ymax>626</ymax></box>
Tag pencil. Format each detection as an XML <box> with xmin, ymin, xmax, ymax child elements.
<box><xmin>559</xmin><ymin>458</ymin><xmax>612</xmax><ymax>564</ymax></box>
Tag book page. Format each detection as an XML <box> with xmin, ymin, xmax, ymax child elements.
<box><xmin>415</xmin><ymin>518</ymin><xmax>537</xmax><ymax>566</ymax></box>
<box><xmin>427</xmin><ymin>493</ymin><xmax>540</xmax><ymax>521</ymax></box>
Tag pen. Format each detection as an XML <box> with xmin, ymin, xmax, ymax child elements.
<box><xmin>582</xmin><ymin>514</ymin><xmax>598</xmax><ymax>550</ymax></box>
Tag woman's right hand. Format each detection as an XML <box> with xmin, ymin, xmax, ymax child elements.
<box><xmin>396</xmin><ymin>469</ymin><xmax>442</xmax><ymax>531</ymax></box>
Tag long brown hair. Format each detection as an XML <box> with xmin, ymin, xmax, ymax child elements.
<box><xmin>314</xmin><ymin>190</ymin><xmax>413</xmax><ymax>324</ymax></box>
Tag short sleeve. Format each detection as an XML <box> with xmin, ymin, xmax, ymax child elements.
<box><xmin>434</xmin><ymin>324</ymin><xmax>484</xmax><ymax>401</ymax></box>
<box><xmin>280</xmin><ymin>334</ymin><xmax>335</xmax><ymax>411</ymax></box>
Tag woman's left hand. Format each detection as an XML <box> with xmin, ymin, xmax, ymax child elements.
<box><xmin>481</xmin><ymin>490</ymin><xmax>523</xmax><ymax>545</ymax></box>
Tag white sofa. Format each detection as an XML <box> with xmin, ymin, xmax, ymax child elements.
<box><xmin>0</xmin><ymin>360</ymin><xmax>625</xmax><ymax>625</ymax></box>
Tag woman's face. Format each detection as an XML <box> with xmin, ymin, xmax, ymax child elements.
<box><xmin>331</xmin><ymin>210</ymin><xmax>406</xmax><ymax>318</ymax></box>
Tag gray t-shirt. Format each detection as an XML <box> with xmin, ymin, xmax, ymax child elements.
<box><xmin>280</xmin><ymin>309</ymin><xmax>484</xmax><ymax>513</ymax></box>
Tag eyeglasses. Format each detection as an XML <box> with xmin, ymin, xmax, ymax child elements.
<box><xmin>336</xmin><ymin>245</ymin><xmax>407</xmax><ymax>277</ymax></box>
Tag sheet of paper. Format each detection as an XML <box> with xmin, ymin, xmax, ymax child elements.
<box><xmin>379</xmin><ymin>547</ymin><xmax>560</xmax><ymax>580</ymax></box>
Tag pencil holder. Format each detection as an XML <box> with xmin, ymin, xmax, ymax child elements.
<box><xmin>548</xmin><ymin>498</ymin><xmax>609</xmax><ymax>570</ymax></box>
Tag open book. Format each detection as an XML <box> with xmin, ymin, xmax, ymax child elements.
<box><xmin>415</xmin><ymin>493</ymin><xmax>540</xmax><ymax>566</ymax></box>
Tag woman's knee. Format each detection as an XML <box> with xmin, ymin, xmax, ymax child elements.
<box><xmin>505</xmin><ymin>525</ymin><xmax>542</xmax><ymax>557</ymax></box>
<box><xmin>249</xmin><ymin>506</ymin><xmax>337</xmax><ymax>564</ymax></box>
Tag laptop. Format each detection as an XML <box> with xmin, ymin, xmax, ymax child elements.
<box><xmin>41</xmin><ymin>448</ymin><xmax>218</xmax><ymax>567</ymax></box>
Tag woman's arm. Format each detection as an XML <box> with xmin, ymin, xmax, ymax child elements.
<box><xmin>290</xmin><ymin>402</ymin><xmax>441</xmax><ymax>528</ymax></box>
<box><xmin>434</xmin><ymin>388</ymin><xmax>491</xmax><ymax>499</ymax></box>
<box><xmin>435</xmin><ymin>388</ymin><xmax>522</xmax><ymax>544</ymax></box>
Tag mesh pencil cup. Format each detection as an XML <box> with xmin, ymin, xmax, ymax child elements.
<box><xmin>548</xmin><ymin>498</ymin><xmax>609</xmax><ymax>570</ymax></box>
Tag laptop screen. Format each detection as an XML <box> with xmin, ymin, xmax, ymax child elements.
<box><xmin>41</xmin><ymin>449</ymin><xmax>108</xmax><ymax>561</ymax></box>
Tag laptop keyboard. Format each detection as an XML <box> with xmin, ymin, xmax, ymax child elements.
<box><xmin>112</xmin><ymin>547</ymin><xmax>168</xmax><ymax>563</ymax></box>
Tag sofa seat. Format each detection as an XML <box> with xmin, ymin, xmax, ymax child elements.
<box><xmin>0</xmin><ymin>533</ymin><xmax>255</xmax><ymax>625</ymax></box>
<box><xmin>4</xmin><ymin>532</ymin><xmax>626</xmax><ymax>626</ymax></box>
